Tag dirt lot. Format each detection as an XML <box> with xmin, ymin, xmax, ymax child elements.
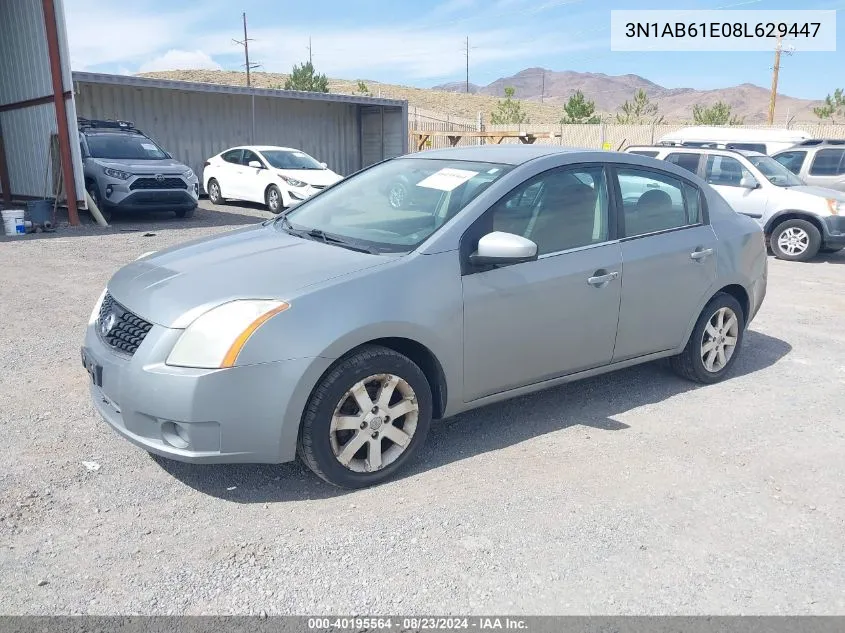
<box><xmin>1</xmin><ymin>201</ymin><xmax>844</xmax><ymax>615</ymax></box>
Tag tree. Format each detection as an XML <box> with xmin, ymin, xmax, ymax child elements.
<box><xmin>283</xmin><ymin>60</ymin><xmax>329</xmax><ymax>93</ymax></box>
<box><xmin>354</xmin><ymin>80</ymin><xmax>370</xmax><ymax>96</ymax></box>
<box><xmin>560</xmin><ymin>90</ymin><xmax>601</xmax><ymax>124</ymax></box>
<box><xmin>490</xmin><ymin>87</ymin><xmax>529</xmax><ymax>125</ymax></box>
<box><xmin>692</xmin><ymin>101</ymin><xmax>744</xmax><ymax>125</ymax></box>
<box><xmin>616</xmin><ymin>89</ymin><xmax>664</xmax><ymax>124</ymax></box>
<box><xmin>814</xmin><ymin>88</ymin><xmax>845</xmax><ymax>121</ymax></box>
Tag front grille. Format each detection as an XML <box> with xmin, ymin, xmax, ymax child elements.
<box><xmin>98</xmin><ymin>293</ymin><xmax>153</xmax><ymax>355</ymax></box>
<box><xmin>130</xmin><ymin>177</ymin><xmax>187</xmax><ymax>191</ymax></box>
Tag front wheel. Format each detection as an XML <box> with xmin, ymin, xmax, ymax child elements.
<box><xmin>207</xmin><ymin>179</ymin><xmax>224</xmax><ymax>205</ymax></box>
<box><xmin>297</xmin><ymin>346</ymin><xmax>433</xmax><ymax>488</ymax></box>
<box><xmin>770</xmin><ymin>219</ymin><xmax>821</xmax><ymax>262</ymax></box>
<box><xmin>86</xmin><ymin>181</ymin><xmax>111</xmax><ymax>223</ymax></box>
<box><xmin>670</xmin><ymin>293</ymin><xmax>745</xmax><ymax>385</ymax></box>
<box><xmin>266</xmin><ymin>185</ymin><xmax>284</xmax><ymax>214</ymax></box>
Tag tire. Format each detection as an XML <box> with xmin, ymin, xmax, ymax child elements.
<box><xmin>297</xmin><ymin>345</ymin><xmax>433</xmax><ymax>489</ymax></box>
<box><xmin>207</xmin><ymin>179</ymin><xmax>224</xmax><ymax>205</ymax></box>
<box><xmin>670</xmin><ymin>292</ymin><xmax>745</xmax><ymax>385</ymax></box>
<box><xmin>86</xmin><ymin>180</ymin><xmax>111</xmax><ymax>223</ymax></box>
<box><xmin>821</xmin><ymin>246</ymin><xmax>844</xmax><ymax>254</ymax></box>
<box><xmin>175</xmin><ymin>206</ymin><xmax>195</xmax><ymax>219</ymax></box>
<box><xmin>388</xmin><ymin>182</ymin><xmax>409</xmax><ymax>209</ymax></box>
<box><xmin>770</xmin><ymin>219</ymin><xmax>821</xmax><ymax>262</ymax></box>
<box><xmin>265</xmin><ymin>185</ymin><xmax>284</xmax><ymax>214</ymax></box>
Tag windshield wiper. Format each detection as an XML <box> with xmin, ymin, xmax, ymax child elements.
<box><xmin>305</xmin><ymin>228</ymin><xmax>379</xmax><ymax>254</ymax></box>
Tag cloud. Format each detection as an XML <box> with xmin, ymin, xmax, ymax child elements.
<box><xmin>138</xmin><ymin>50</ymin><xmax>222</xmax><ymax>73</ymax></box>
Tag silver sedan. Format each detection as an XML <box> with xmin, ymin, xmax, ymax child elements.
<box><xmin>82</xmin><ymin>146</ymin><xmax>768</xmax><ymax>488</ymax></box>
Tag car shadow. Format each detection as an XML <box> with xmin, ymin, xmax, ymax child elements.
<box><xmin>808</xmin><ymin>251</ymin><xmax>845</xmax><ymax>265</ymax></box>
<box><xmin>0</xmin><ymin>202</ymin><xmax>267</xmax><ymax>242</ymax></box>
<box><xmin>152</xmin><ymin>330</ymin><xmax>791</xmax><ymax>502</ymax></box>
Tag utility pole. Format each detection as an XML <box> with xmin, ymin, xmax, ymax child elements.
<box><xmin>308</xmin><ymin>37</ymin><xmax>313</xmax><ymax>65</ymax></box>
<box><xmin>464</xmin><ymin>37</ymin><xmax>470</xmax><ymax>93</ymax></box>
<box><xmin>540</xmin><ymin>70</ymin><xmax>545</xmax><ymax>103</ymax></box>
<box><xmin>767</xmin><ymin>36</ymin><xmax>783</xmax><ymax>125</ymax></box>
<box><xmin>233</xmin><ymin>12</ymin><xmax>260</xmax><ymax>87</ymax></box>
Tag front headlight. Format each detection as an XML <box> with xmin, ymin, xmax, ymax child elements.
<box><xmin>103</xmin><ymin>167</ymin><xmax>131</xmax><ymax>180</ymax></box>
<box><xmin>183</xmin><ymin>169</ymin><xmax>195</xmax><ymax>180</ymax></box>
<box><xmin>280</xmin><ymin>175</ymin><xmax>307</xmax><ymax>188</ymax></box>
<box><xmin>166</xmin><ymin>300</ymin><xmax>290</xmax><ymax>369</ymax></box>
<box><xmin>88</xmin><ymin>288</ymin><xmax>107</xmax><ymax>325</ymax></box>
<box><xmin>826</xmin><ymin>199</ymin><xmax>842</xmax><ymax>215</ymax></box>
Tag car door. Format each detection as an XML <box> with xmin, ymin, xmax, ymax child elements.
<box><xmin>612</xmin><ymin>165</ymin><xmax>718</xmax><ymax>362</ymax></box>
<box><xmin>461</xmin><ymin>164</ymin><xmax>623</xmax><ymax>402</ymax></box>
<box><xmin>217</xmin><ymin>149</ymin><xmax>244</xmax><ymax>198</ymax></box>
<box><xmin>239</xmin><ymin>149</ymin><xmax>270</xmax><ymax>204</ymax></box>
<box><xmin>703</xmin><ymin>154</ymin><xmax>768</xmax><ymax>219</ymax></box>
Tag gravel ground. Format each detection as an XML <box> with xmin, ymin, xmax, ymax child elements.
<box><xmin>1</xmin><ymin>201</ymin><xmax>844</xmax><ymax>615</ymax></box>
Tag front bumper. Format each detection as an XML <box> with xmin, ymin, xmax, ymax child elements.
<box><xmin>822</xmin><ymin>215</ymin><xmax>845</xmax><ymax>247</ymax></box>
<box><xmin>82</xmin><ymin>321</ymin><xmax>332</xmax><ymax>464</ymax></box>
<box><xmin>281</xmin><ymin>184</ymin><xmax>325</xmax><ymax>207</ymax></box>
<box><xmin>98</xmin><ymin>177</ymin><xmax>200</xmax><ymax>212</ymax></box>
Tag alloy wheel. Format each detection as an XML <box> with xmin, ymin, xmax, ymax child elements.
<box><xmin>777</xmin><ymin>227</ymin><xmax>810</xmax><ymax>256</ymax></box>
<box><xmin>700</xmin><ymin>307</ymin><xmax>739</xmax><ymax>373</ymax></box>
<box><xmin>329</xmin><ymin>373</ymin><xmax>419</xmax><ymax>473</ymax></box>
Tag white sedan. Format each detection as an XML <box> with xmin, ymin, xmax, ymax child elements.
<box><xmin>202</xmin><ymin>146</ymin><xmax>343</xmax><ymax>213</ymax></box>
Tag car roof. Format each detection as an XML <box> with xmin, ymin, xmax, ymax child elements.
<box><xmin>401</xmin><ymin>145</ymin><xmax>594</xmax><ymax>166</ymax></box>
<box><xmin>627</xmin><ymin>146</ymin><xmax>767</xmax><ymax>158</ymax></box>
<box><xmin>776</xmin><ymin>143</ymin><xmax>845</xmax><ymax>153</ymax></box>
<box><xmin>224</xmin><ymin>145</ymin><xmax>302</xmax><ymax>152</ymax></box>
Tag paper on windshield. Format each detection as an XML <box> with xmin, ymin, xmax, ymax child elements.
<box><xmin>141</xmin><ymin>143</ymin><xmax>157</xmax><ymax>151</ymax></box>
<box><xmin>416</xmin><ymin>168</ymin><xmax>479</xmax><ymax>192</ymax></box>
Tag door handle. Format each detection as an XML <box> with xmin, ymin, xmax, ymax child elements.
<box><xmin>587</xmin><ymin>271</ymin><xmax>619</xmax><ymax>287</ymax></box>
<box><xmin>690</xmin><ymin>247</ymin><xmax>714</xmax><ymax>261</ymax></box>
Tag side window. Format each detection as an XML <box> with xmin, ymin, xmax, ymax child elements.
<box><xmin>222</xmin><ymin>149</ymin><xmax>242</xmax><ymax>164</ymax></box>
<box><xmin>490</xmin><ymin>166</ymin><xmax>610</xmax><ymax>255</ymax></box>
<box><xmin>809</xmin><ymin>149</ymin><xmax>845</xmax><ymax>176</ymax></box>
<box><xmin>241</xmin><ymin>150</ymin><xmax>263</xmax><ymax>167</ymax></box>
<box><xmin>665</xmin><ymin>152</ymin><xmax>701</xmax><ymax>174</ymax></box>
<box><xmin>774</xmin><ymin>150</ymin><xmax>807</xmax><ymax>175</ymax></box>
<box><xmin>704</xmin><ymin>155</ymin><xmax>752</xmax><ymax>187</ymax></box>
<box><xmin>616</xmin><ymin>167</ymin><xmax>698</xmax><ymax>238</ymax></box>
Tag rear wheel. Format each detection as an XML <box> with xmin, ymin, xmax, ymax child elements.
<box><xmin>670</xmin><ymin>293</ymin><xmax>745</xmax><ymax>385</ymax></box>
<box><xmin>770</xmin><ymin>219</ymin><xmax>821</xmax><ymax>262</ymax></box>
<box><xmin>207</xmin><ymin>179</ymin><xmax>223</xmax><ymax>205</ymax></box>
<box><xmin>266</xmin><ymin>185</ymin><xmax>284</xmax><ymax>214</ymax></box>
<box><xmin>297</xmin><ymin>345</ymin><xmax>432</xmax><ymax>489</ymax></box>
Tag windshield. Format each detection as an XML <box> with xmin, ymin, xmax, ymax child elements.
<box><xmin>280</xmin><ymin>158</ymin><xmax>513</xmax><ymax>253</ymax></box>
<box><xmin>747</xmin><ymin>155</ymin><xmax>804</xmax><ymax>187</ymax></box>
<box><xmin>86</xmin><ymin>133</ymin><xmax>168</xmax><ymax>160</ymax></box>
<box><xmin>262</xmin><ymin>150</ymin><xmax>324</xmax><ymax>170</ymax></box>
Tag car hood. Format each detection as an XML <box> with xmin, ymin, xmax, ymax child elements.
<box><xmin>106</xmin><ymin>223</ymin><xmax>392</xmax><ymax>328</ymax></box>
<box><xmin>276</xmin><ymin>168</ymin><xmax>343</xmax><ymax>186</ymax></box>
<box><xmin>93</xmin><ymin>158</ymin><xmax>190</xmax><ymax>175</ymax></box>
<box><xmin>786</xmin><ymin>185</ymin><xmax>845</xmax><ymax>202</ymax></box>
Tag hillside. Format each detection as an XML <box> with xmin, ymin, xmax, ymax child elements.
<box><xmin>140</xmin><ymin>69</ymin><xmax>824</xmax><ymax>124</ymax></box>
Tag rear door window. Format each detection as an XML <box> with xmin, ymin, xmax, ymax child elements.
<box><xmin>809</xmin><ymin>149</ymin><xmax>845</xmax><ymax>176</ymax></box>
<box><xmin>665</xmin><ymin>152</ymin><xmax>701</xmax><ymax>174</ymax></box>
<box><xmin>615</xmin><ymin>167</ymin><xmax>701</xmax><ymax>237</ymax></box>
<box><xmin>704</xmin><ymin>155</ymin><xmax>753</xmax><ymax>187</ymax></box>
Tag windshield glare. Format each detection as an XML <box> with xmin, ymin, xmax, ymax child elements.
<box><xmin>281</xmin><ymin>158</ymin><xmax>513</xmax><ymax>253</ymax></box>
<box><xmin>86</xmin><ymin>134</ymin><xmax>168</xmax><ymax>160</ymax></box>
<box><xmin>262</xmin><ymin>150</ymin><xmax>324</xmax><ymax>170</ymax></box>
<box><xmin>747</xmin><ymin>155</ymin><xmax>804</xmax><ymax>187</ymax></box>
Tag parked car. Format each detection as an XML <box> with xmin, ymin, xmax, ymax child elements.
<box><xmin>82</xmin><ymin>146</ymin><xmax>767</xmax><ymax>488</ymax></box>
<box><xmin>654</xmin><ymin>126</ymin><xmax>811</xmax><ymax>155</ymax></box>
<box><xmin>625</xmin><ymin>145</ymin><xmax>845</xmax><ymax>261</ymax></box>
<box><xmin>772</xmin><ymin>141</ymin><xmax>845</xmax><ymax>194</ymax></box>
<box><xmin>202</xmin><ymin>145</ymin><xmax>343</xmax><ymax>213</ymax></box>
<box><xmin>78</xmin><ymin>118</ymin><xmax>199</xmax><ymax>221</ymax></box>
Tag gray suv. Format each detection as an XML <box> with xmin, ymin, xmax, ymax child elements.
<box><xmin>79</xmin><ymin>118</ymin><xmax>199</xmax><ymax>221</ymax></box>
<box><xmin>772</xmin><ymin>140</ymin><xmax>845</xmax><ymax>193</ymax></box>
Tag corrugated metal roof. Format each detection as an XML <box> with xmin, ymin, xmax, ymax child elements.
<box><xmin>71</xmin><ymin>72</ymin><xmax>408</xmax><ymax>109</ymax></box>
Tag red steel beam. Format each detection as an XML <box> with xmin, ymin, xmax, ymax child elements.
<box><xmin>0</xmin><ymin>91</ymin><xmax>72</xmax><ymax>113</ymax></box>
<box><xmin>41</xmin><ymin>0</ymin><xmax>79</xmax><ymax>225</ymax></box>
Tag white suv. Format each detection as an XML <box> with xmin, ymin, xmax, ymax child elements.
<box><xmin>626</xmin><ymin>146</ymin><xmax>845</xmax><ymax>261</ymax></box>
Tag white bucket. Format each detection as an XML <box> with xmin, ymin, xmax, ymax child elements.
<box><xmin>2</xmin><ymin>209</ymin><xmax>26</xmax><ymax>237</ymax></box>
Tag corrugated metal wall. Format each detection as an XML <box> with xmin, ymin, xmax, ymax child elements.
<box><xmin>75</xmin><ymin>81</ymin><xmax>407</xmax><ymax>190</ymax></box>
<box><xmin>0</xmin><ymin>0</ymin><xmax>84</xmax><ymax>202</ymax></box>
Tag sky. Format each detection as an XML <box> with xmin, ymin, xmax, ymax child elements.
<box><xmin>64</xmin><ymin>0</ymin><xmax>844</xmax><ymax>99</ymax></box>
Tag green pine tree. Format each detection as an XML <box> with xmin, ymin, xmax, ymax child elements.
<box><xmin>490</xmin><ymin>87</ymin><xmax>529</xmax><ymax>125</ymax></box>
<box><xmin>692</xmin><ymin>101</ymin><xmax>744</xmax><ymax>125</ymax></box>
<box><xmin>283</xmin><ymin>61</ymin><xmax>329</xmax><ymax>93</ymax></box>
<box><xmin>560</xmin><ymin>90</ymin><xmax>601</xmax><ymax>124</ymax></box>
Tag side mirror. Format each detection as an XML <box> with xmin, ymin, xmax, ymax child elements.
<box><xmin>740</xmin><ymin>176</ymin><xmax>759</xmax><ymax>189</ymax></box>
<box><xmin>248</xmin><ymin>160</ymin><xmax>263</xmax><ymax>169</ymax></box>
<box><xmin>469</xmin><ymin>231</ymin><xmax>538</xmax><ymax>267</ymax></box>
<box><xmin>320</xmin><ymin>162</ymin><xmax>328</xmax><ymax>169</ymax></box>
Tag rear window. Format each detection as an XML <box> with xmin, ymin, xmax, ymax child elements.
<box><xmin>809</xmin><ymin>149</ymin><xmax>845</xmax><ymax>176</ymax></box>
<box><xmin>726</xmin><ymin>142</ymin><xmax>768</xmax><ymax>154</ymax></box>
